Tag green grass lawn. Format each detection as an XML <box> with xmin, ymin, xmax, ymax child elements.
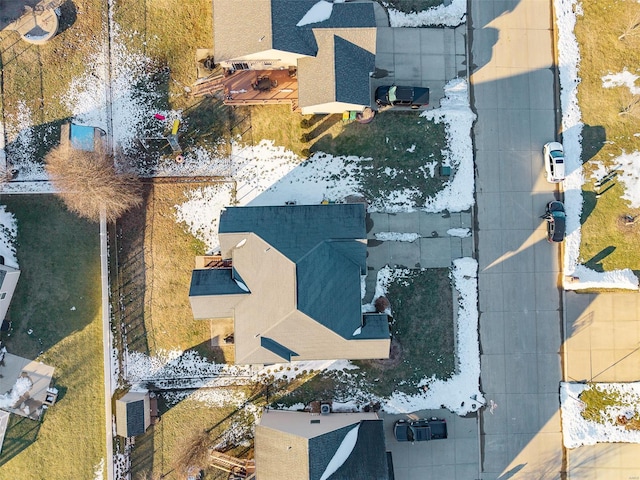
<box><xmin>275</xmin><ymin>268</ymin><xmax>455</xmax><ymax>405</ymax></box>
<box><xmin>574</xmin><ymin>0</ymin><xmax>640</xmax><ymax>271</ymax></box>
<box><xmin>0</xmin><ymin>195</ymin><xmax>105</xmax><ymax>479</ymax></box>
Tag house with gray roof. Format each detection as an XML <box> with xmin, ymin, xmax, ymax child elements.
<box><xmin>212</xmin><ymin>0</ymin><xmax>388</xmax><ymax>114</ymax></box>
<box><xmin>189</xmin><ymin>203</ymin><xmax>391</xmax><ymax>365</ymax></box>
<box><xmin>255</xmin><ymin>409</ymin><xmax>392</xmax><ymax>480</ymax></box>
<box><xmin>0</xmin><ymin>263</ymin><xmax>20</xmax><ymax>324</ymax></box>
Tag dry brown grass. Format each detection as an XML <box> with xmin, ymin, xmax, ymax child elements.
<box><xmin>574</xmin><ymin>0</ymin><xmax>640</xmax><ymax>270</ymax></box>
<box><xmin>45</xmin><ymin>144</ymin><xmax>142</xmax><ymax>222</ymax></box>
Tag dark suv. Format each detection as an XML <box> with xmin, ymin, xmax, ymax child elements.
<box><xmin>543</xmin><ymin>200</ymin><xmax>566</xmax><ymax>242</ymax></box>
<box><xmin>375</xmin><ymin>85</ymin><xmax>430</xmax><ymax>108</ymax></box>
<box><xmin>393</xmin><ymin>417</ymin><xmax>448</xmax><ymax>442</ymax></box>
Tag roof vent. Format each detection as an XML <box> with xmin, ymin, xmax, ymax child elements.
<box><xmin>320</xmin><ymin>403</ymin><xmax>331</xmax><ymax>415</ymax></box>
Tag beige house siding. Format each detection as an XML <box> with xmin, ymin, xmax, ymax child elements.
<box><xmin>227</xmin><ymin>234</ymin><xmax>298</xmax><ymax>363</ymax></box>
<box><xmin>218</xmin><ymin>49</ymin><xmax>307</xmax><ymax>71</ymax></box>
<box><xmin>213</xmin><ymin>0</ymin><xmax>273</xmax><ymax>61</ymax></box>
<box><xmin>0</xmin><ymin>264</ymin><xmax>20</xmax><ymax>322</ymax></box>
<box><xmin>255</xmin><ymin>425</ymin><xmax>309</xmax><ymax>480</ymax></box>
<box><xmin>189</xmin><ymin>293</ymin><xmax>246</xmax><ymax>320</ymax></box>
<box><xmin>300</xmin><ymin>102</ymin><xmax>366</xmax><ymax>115</ymax></box>
<box><xmin>258</xmin><ymin>409</ymin><xmax>378</xmax><ymax>438</ymax></box>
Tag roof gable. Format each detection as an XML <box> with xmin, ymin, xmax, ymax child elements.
<box><xmin>296</xmin><ymin>241</ymin><xmax>364</xmax><ymax>339</ymax></box>
<box><xmin>334</xmin><ymin>35</ymin><xmax>375</xmax><ymax>105</ymax></box>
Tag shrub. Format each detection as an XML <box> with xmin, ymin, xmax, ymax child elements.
<box><xmin>45</xmin><ymin>144</ymin><xmax>142</xmax><ymax>223</ymax></box>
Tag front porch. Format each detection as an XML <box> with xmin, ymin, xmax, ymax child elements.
<box><xmin>222</xmin><ymin>69</ymin><xmax>299</xmax><ymax>111</ymax></box>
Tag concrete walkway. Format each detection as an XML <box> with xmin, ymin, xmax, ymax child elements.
<box><xmin>470</xmin><ymin>0</ymin><xmax>564</xmax><ymax>477</ymax></box>
<box><xmin>365</xmin><ymin>211</ymin><xmax>473</xmax><ymax>301</ymax></box>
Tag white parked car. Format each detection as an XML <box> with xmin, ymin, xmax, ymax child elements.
<box><xmin>543</xmin><ymin>142</ymin><xmax>565</xmax><ymax>183</ymax></box>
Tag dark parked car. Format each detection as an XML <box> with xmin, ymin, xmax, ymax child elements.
<box><xmin>393</xmin><ymin>417</ymin><xmax>448</xmax><ymax>442</ymax></box>
<box><xmin>543</xmin><ymin>200</ymin><xmax>566</xmax><ymax>242</ymax></box>
<box><xmin>375</xmin><ymin>85</ymin><xmax>430</xmax><ymax>108</ymax></box>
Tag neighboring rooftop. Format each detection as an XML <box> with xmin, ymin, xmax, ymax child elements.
<box><xmin>255</xmin><ymin>410</ymin><xmax>391</xmax><ymax>480</ymax></box>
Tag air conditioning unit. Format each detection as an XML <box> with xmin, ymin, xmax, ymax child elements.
<box><xmin>320</xmin><ymin>403</ymin><xmax>331</xmax><ymax>415</ymax></box>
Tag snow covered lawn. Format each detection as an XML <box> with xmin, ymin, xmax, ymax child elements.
<box><xmin>561</xmin><ymin>382</ymin><xmax>640</xmax><ymax>448</ymax></box>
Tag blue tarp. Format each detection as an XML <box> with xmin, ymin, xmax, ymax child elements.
<box><xmin>70</xmin><ymin>124</ymin><xmax>95</xmax><ymax>151</ymax></box>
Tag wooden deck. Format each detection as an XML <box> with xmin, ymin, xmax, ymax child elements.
<box><xmin>222</xmin><ymin>70</ymin><xmax>299</xmax><ymax>111</ymax></box>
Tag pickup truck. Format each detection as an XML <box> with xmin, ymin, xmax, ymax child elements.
<box><xmin>393</xmin><ymin>417</ymin><xmax>448</xmax><ymax>442</ymax></box>
<box><xmin>375</xmin><ymin>85</ymin><xmax>430</xmax><ymax>108</ymax></box>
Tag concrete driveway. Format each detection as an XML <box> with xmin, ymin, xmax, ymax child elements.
<box><xmin>373</xmin><ymin>26</ymin><xmax>467</xmax><ymax>108</ymax></box>
<box><xmin>380</xmin><ymin>409</ymin><xmax>479</xmax><ymax>480</ymax></box>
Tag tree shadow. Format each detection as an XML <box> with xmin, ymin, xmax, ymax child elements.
<box><xmin>112</xmin><ymin>185</ymin><xmax>153</xmax><ymax>357</ymax></box>
<box><xmin>306</xmin><ymin>114</ymin><xmax>341</xmax><ymax>142</ymax></box>
<box><xmin>0</xmin><ymin>415</ymin><xmax>41</xmax><ymax>467</ymax></box>
<box><xmin>580</xmin><ymin>124</ymin><xmax>607</xmax><ymax>164</ymax></box>
<box><xmin>56</xmin><ymin>0</ymin><xmax>78</xmax><ymax>35</ymax></box>
<box><xmin>584</xmin><ymin>246</ymin><xmax>616</xmax><ymax>272</ymax></box>
<box><xmin>581</xmin><ymin>190</ymin><xmax>597</xmax><ymax>225</ymax></box>
<box><xmin>1</xmin><ymin>195</ymin><xmax>101</xmax><ymax>358</ymax></box>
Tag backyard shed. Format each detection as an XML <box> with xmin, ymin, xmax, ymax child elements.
<box><xmin>115</xmin><ymin>391</ymin><xmax>151</xmax><ymax>438</ymax></box>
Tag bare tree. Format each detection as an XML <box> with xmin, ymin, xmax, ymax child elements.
<box><xmin>173</xmin><ymin>429</ymin><xmax>211</xmax><ymax>477</ymax></box>
<box><xmin>619</xmin><ymin>11</ymin><xmax>640</xmax><ymax>41</ymax></box>
<box><xmin>45</xmin><ymin>144</ymin><xmax>142</xmax><ymax>222</ymax></box>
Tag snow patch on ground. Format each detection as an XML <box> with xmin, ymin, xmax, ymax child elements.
<box><xmin>447</xmin><ymin>227</ymin><xmax>471</xmax><ymax>238</ymax></box>
<box><xmin>555</xmin><ymin>0</ymin><xmax>638</xmax><ymax>290</ymax></box>
<box><xmin>374</xmin><ymin>232</ymin><xmax>420</xmax><ymax>242</ymax></box>
<box><xmin>602</xmin><ymin>69</ymin><xmax>640</xmax><ymax>95</ymax></box>
<box><xmin>561</xmin><ymin>382</ymin><xmax>640</xmax><ymax>448</ymax></box>
<box><xmin>0</xmin><ymin>206</ymin><xmax>19</xmax><ymax>268</ymax></box>
<box><xmin>3</xmin><ymin>101</ymin><xmax>46</xmax><ymax>181</ymax></box>
<box><xmin>388</xmin><ymin>0</ymin><xmax>466</xmax><ymax>27</ymax></box>
<box><xmin>93</xmin><ymin>459</ymin><xmax>104</xmax><ymax>480</ymax></box>
<box><xmin>174</xmin><ymin>182</ymin><xmax>234</xmax><ymax>253</ymax></box>
<box><xmin>420</xmin><ymin>78</ymin><xmax>476</xmax><ymax>213</ymax></box>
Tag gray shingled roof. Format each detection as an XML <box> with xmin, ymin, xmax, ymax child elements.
<box><xmin>334</xmin><ymin>35</ymin><xmax>375</xmax><ymax>105</ymax></box>
<box><xmin>189</xmin><ymin>268</ymin><xmax>248</xmax><ymax>296</ymax></box>
<box><xmin>219</xmin><ymin>204</ymin><xmax>366</xmax><ymax>263</ymax></box>
<box><xmin>358</xmin><ymin>313</ymin><xmax>391</xmax><ymax>340</ymax></box>
<box><xmin>270</xmin><ymin>0</ymin><xmax>377</xmax><ymax>56</ymax></box>
<box><xmin>125</xmin><ymin>399</ymin><xmax>146</xmax><ymax>437</ymax></box>
<box><xmin>296</xmin><ymin>241</ymin><xmax>363</xmax><ymax>339</ymax></box>
<box><xmin>219</xmin><ymin>204</ymin><xmax>367</xmax><ymax>340</ymax></box>
<box><xmin>308</xmin><ymin>420</ymin><xmax>390</xmax><ymax>480</ymax></box>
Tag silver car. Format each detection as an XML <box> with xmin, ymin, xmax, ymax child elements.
<box><xmin>543</xmin><ymin>142</ymin><xmax>565</xmax><ymax>183</ymax></box>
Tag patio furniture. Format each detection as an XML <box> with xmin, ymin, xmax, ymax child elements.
<box><xmin>256</xmin><ymin>77</ymin><xmax>271</xmax><ymax>91</ymax></box>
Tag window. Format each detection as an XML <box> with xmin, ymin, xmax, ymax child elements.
<box><xmin>232</xmin><ymin>62</ymin><xmax>249</xmax><ymax>70</ymax></box>
<box><xmin>0</xmin><ymin>293</ymin><xmax>6</xmax><ymax>300</ymax></box>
